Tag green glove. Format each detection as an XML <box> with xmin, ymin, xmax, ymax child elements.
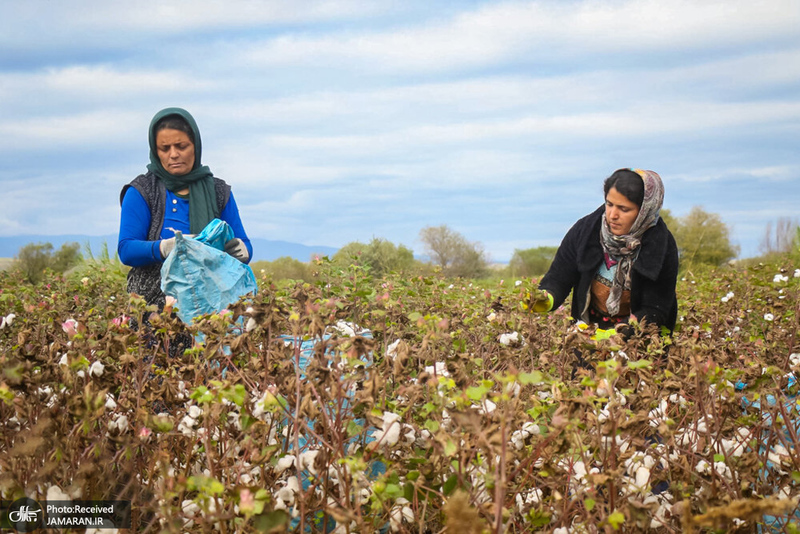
<box><xmin>523</xmin><ymin>289</ymin><xmax>553</xmax><ymax>313</ymax></box>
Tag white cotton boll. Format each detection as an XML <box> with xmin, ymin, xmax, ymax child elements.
<box><xmin>105</xmin><ymin>394</ymin><xmax>117</xmax><ymax>411</ymax></box>
<box><xmin>77</xmin><ymin>370</ymin><xmax>85</xmax><ymax>378</ymax></box>
<box><xmin>790</xmin><ymin>353</ymin><xmax>800</xmax><ymax>366</ymax></box>
<box><xmin>597</xmin><ymin>406</ymin><xmax>610</xmax><ymax>424</ymax></box>
<box><xmin>476</xmin><ymin>399</ymin><xmax>496</xmax><ymax>415</ymax></box>
<box><xmin>47</xmin><ymin>485</ymin><xmax>71</xmax><ymax>502</ymax></box>
<box><xmin>275</xmin><ymin>487</ymin><xmax>294</xmax><ymax>507</ymax></box>
<box><xmin>505</xmin><ymin>381</ymin><xmax>521</xmax><ymax>397</ymax></box>
<box><xmin>572</xmin><ymin>461</ymin><xmax>587</xmax><ymax>481</ymax></box>
<box><xmin>794</xmin><ymin>269</ymin><xmax>800</xmax><ymax>278</ymax></box>
<box><xmin>764</xmin><ymin>313</ymin><xmax>775</xmax><ymax>321</ymax></box>
<box><xmin>333</xmin><ymin>320</ymin><xmax>358</xmax><ymax>337</ymax></box>
<box><xmin>402</xmin><ymin>505</ymin><xmax>414</xmax><ymax>522</ymax></box>
<box><xmin>635</xmin><ymin>466</ymin><xmax>651</xmax><ymax>489</ymax></box>
<box><xmin>299</xmin><ymin>451</ymin><xmax>319</xmax><ymax>475</ymax></box>
<box><xmin>553</xmin><ymin>527</ymin><xmax>571</xmax><ymax>534</ymax></box>
<box><xmin>89</xmin><ymin>360</ymin><xmax>105</xmax><ymax>377</ymax></box>
<box><xmin>275</xmin><ymin>455</ymin><xmax>296</xmax><ymax>474</ymax></box>
<box><xmin>245</xmin><ymin>317</ymin><xmax>257</xmax><ymax>332</ymax></box>
<box><xmin>1</xmin><ymin>313</ymin><xmax>15</xmax><ymax>329</ymax></box>
<box><xmin>416</xmin><ymin>429</ymin><xmax>432</xmax><ymax>449</ymax></box>
<box><xmin>424</xmin><ymin>362</ymin><xmax>449</xmax><ymax>377</ymax></box>
<box><xmin>187</xmin><ymin>405</ymin><xmax>202</xmax><ymax>419</ymax></box>
<box><xmin>111</xmin><ymin>414</ymin><xmax>129</xmax><ymax>433</ymax></box>
<box><xmin>486</xmin><ymin>311</ymin><xmax>497</xmax><ymax>322</ymax></box>
<box><xmin>648</xmin><ymin>399</ymin><xmax>668</xmax><ymax>427</ymax></box>
<box><xmin>498</xmin><ymin>332</ymin><xmax>520</xmax><ymax>346</ymax></box>
<box><xmin>696</xmin><ymin>460</ymin><xmax>711</xmax><ymax>474</ymax></box>
<box><xmin>522</xmin><ymin>422</ymin><xmax>540</xmax><ymax>435</ymax></box>
<box><xmin>401</xmin><ymin>424</ymin><xmax>416</xmax><ymax>445</ymax></box>
<box><xmin>713</xmin><ymin>461</ymin><xmax>732</xmax><ymax>480</ymax></box>
<box><xmin>773</xmin><ymin>274</ymin><xmax>789</xmax><ymax>283</ymax></box>
<box><xmin>178</xmin><ymin>415</ymin><xmax>196</xmax><ymax>436</ymax></box>
<box><xmin>58</xmin><ymin>353</ymin><xmax>68</xmax><ymax>366</ymax></box>
<box><xmin>516</xmin><ymin>488</ymin><xmax>543</xmax><ymax>513</ymax></box>
<box><xmin>389</xmin><ymin>507</ymin><xmax>403</xmax><ymax>532</ymax></box>
<box><xmin>695</xmin><ymin>418</ymin><xmax>708</xmax><ymax>433</ymax></box>
<box><xmin>385</xmin><ymin>339</ymin><xmax>402</xmax><ymax>359</ymax></box>
<box><xmin>668</xmin><ymin>394</ymin><xmax>688</xmax><ymax>407</ymax></box>
<box><xmin>374</xmin><ymin>413</ymin><xmax>402</xmax><ymax>447</ymax></box>
<box><xmin>515</xmin><ymin>280</ymin><xmax>522</xmax><ymax>286</ymax></box>
<box><xmin>379</xmin><ymin>424</ymin><xmax>401</xmax><ymax>446</ymax></box>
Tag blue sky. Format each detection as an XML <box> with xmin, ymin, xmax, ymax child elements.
<box><xmin>1</xmin><ymin>0</ymin><xmax>799</xmax><ymax>261</ymax></box>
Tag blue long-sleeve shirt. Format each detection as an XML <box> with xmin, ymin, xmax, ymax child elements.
<box><xmin>118</xmin><ymin>187</ymin><xmax>253</xmax><ymax>267</ymax></box>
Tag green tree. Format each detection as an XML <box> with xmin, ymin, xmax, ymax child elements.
<box><xmin>251</xmin><ymin>256</ymin><xmax>312</xmax><ymax>282</ymax></box>
<box><xmin>52</xmin><ymin>242</ymin><xmax>83</xmax><ymax>273</ymax></box>
<box><xmin>508</xmin><ymin>246</ymin><xmax>558</xmax><ymax>277</ymax></box>
<box><xmin>419</xmin><ymin>225</ymin><xmax>488</xmax><ymax>279</ymax></box>
<box><xmin>659</xmin><ymin>208</ymin><xmax>678</xmax><ymax>232</ymax></box>
<box><xmin>333</xmin><ymin>238</ymin><xmax>415</xmax><ymax>277</ymax></box>
<box><xmin>14</xmin><ymin>241</ymin><xmax>83</xmax><ymax>283</ymax></box>
<box><xmin>671</xmin><ymin>206</ymin><xmax>738</xmax><ymax>267</ymax></box>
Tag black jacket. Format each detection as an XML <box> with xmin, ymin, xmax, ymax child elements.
<box><xmin>539</xmin><ymin>206</ymin><xmax>679</xmax><ymax>331</ymax></box>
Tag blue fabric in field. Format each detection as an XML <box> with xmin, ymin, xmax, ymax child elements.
<box><xmin>193</xmin><ymin>217</ymin><xmax>233</xmax><ymax>251</ymax></box>
<box><xmin>738</xmin><ymin>374</ymin><xmax>800</xmax><ymax>532</ymax></box>
<box><xmin>161</xmin><ymin>220</ymin><xmax>257</xmax><ymax>324</ymax></box>
<box><xmin>278</xmin><ymin>326</ymin><xmax>387</xmax><ymax>533</ymax></box>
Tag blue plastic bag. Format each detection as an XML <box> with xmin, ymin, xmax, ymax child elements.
<box><xmin>193</xmin><ymin>217</ymin><xmax>234</xmax><ymax>251</ymax></box>
<box><xmin>161</xmin><ymin>222</ymin><xmax>257</xmax><ymax>324</ymax></box>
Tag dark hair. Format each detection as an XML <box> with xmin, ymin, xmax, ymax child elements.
<box><xmin>154</xmin><ymin>115</ymin><xmax>195</xmax><ymax>145</ymax></box>
<box><xmin>603</xmin><ymin>169</ymin><xmax>644</xmax><ymax>208</ymax></box>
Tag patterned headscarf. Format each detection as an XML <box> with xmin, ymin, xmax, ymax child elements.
<box><xmin>599</xmin><ymin>169</ymin><xmax>665</xmax><ymax>316</ymax></box>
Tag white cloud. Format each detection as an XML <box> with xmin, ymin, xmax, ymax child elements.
<box><xmin>239</xmin><ymin>0</ymin><xmax>800</xmax><ymax>72</ymax></box>
<box><xmin>0</xmin><ymin>0</ymin><xmax>389</xmax><ymax>40</ymax></box>
<box><xmin>0</xmin><ymin>110</ymin><xmax>141</xmax><ymax>148</ymax></box>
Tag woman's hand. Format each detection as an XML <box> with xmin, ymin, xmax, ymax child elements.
<box><xmin>159</xmin><ymin>237</ymin><xmax>176</xmax><ymax>259</ymax></box>
<box><xmin>224</xmin><ymin>238</ymin><xmax>250</xmax><ymax>263</ymax></box>
<box><xmin>523</xmin><ymin>289</ymin><xmax>553</xmax><ymax>313</ymax></box>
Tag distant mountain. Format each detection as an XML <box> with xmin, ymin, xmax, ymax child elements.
<box><xmin>0</xmin><ymin>234</ymin><xmax>338</xmax><ymax>262</ymax></box>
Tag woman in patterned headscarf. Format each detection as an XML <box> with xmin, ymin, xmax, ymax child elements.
<box><xmin>529</xmin><ymin>168</ymin><xmax>679</xmax><ymax>333</ymax></box>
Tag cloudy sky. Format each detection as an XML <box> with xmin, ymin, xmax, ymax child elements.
<box><xmin>1</xmin><ymin>0</ymin><xmax>799</xmax><ymax>261</ymax></box>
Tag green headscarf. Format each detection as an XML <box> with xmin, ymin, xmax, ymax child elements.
<box><xmin>146</xmin><ymin>107</ymin><xmax>218</xmax><ymax>234</ymax></box>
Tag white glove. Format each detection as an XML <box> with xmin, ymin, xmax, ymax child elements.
<box><xmin>224</xmin><ymin>238</ymin><xmax>250</xmax><ymax>263</ymax></box>
<box><xmin>159</xmin><ymin>237</ymin><xmax>176</xmax><ymax>259</ymax></box>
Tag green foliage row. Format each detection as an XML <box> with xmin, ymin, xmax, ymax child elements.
<box><xmin>1</xmin><ymin>251</ymin><xmax>800</xmax><ymax>532</ymax></box>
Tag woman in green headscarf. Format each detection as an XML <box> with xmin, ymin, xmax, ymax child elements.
<box><xmin>117</xmin><ymin>107</ymin><xmax>253</xmax><ymax>308</ymax></box>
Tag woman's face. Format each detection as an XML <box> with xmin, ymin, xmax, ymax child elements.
<box><xmin>605</xmin><ymin>187</ymin><xmax>640</xmax><ymax>236</ymax></box>
<box><xmin>155</xmin><ymin>129</ymin><xmax>195</xmax><ymax>176</ymax></box>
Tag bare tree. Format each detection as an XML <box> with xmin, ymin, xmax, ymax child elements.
<box><xmin>759</xmin><ymin>217</ymin><xmax>798</xmax><ymax>255</ymax></box>
<box><xmin>419</xmin><ymin>225</ymin><xmax>488</xmax><ymax>278</ymax></box>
